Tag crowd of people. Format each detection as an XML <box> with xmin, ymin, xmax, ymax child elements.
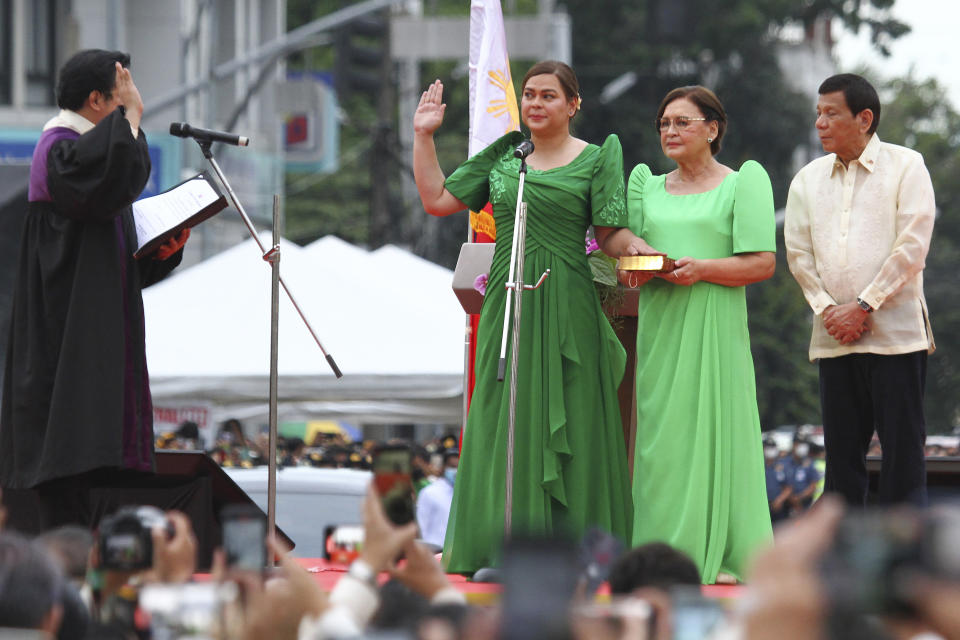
<box><xmin>5</xmin><ymin>486</ymin><xmax>960</xmax><ymax>639</ymax></box>
<box><xmin>156</xmin><ymin>419</ymin><xmax>461</xmax><ymax>478</ymax></box>
<box><xmin>159</xmin><ymin>415</ymin><xmax>958</xmax><ymax>541</ymax></box>
<box><xmin>922</xmin><ymin>442</ymin><xmax>960</xmax><ymax>458</ymax></box>
<box><xmin>764</xmin><ymin>437</ymin><xmax>826</xmax><ymax>523</ymax></box>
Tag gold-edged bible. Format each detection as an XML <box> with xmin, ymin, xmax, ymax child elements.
<box><xmin>618</xmin><ymin>255</ymin><xmax>676</xmax><ymax>272</ymax></box>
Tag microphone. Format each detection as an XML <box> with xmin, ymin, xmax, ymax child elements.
<box><xmin>513</xmin><ymin>140</ymin><xmax>534</xmax><ymax>159</ymax></box>
<box><xmin>169</xmin><ymin>122</ymin><xmax>249</xmax><ymax>147</ymax></box>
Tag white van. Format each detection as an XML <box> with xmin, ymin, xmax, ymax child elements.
<box><xmin>224</xmin><ymin>466</ymin><xmax>371</xmax><ymax>558</ymax></box>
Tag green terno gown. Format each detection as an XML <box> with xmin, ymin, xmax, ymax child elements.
<box><xmin>627</xmin><ymin>161</ymin><xmax>775</xmax><ymax>583</ymax></box>
<box><xmin>441</xmin><ymin>131</ymin><xmax>633</xmax><ymax>573</ymax></box>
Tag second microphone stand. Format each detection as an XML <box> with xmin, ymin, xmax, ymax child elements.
<box><xmin>190</xmin><ymin>139</ymin><xmax>343</xmax><ymax>544</ymax></box>
<box><xmin>497</xmin><ymin>146</ymin><xmax>550</xmax><ymax>539</ymax></box>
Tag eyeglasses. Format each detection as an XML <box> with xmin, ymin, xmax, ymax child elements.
<box><xmin>655</xmin><ymin>116</ymin><xmax>707</xmax><ymax>132</ymax></box>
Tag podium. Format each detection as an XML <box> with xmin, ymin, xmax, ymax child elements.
<box><xmin>2</xmin><ymin>451</ymin><xmax>291</xmax><ymax>569</ymax></box>
<box><xmin>452</xmin><ymin>242</ymin><xmax>496</xmax><ymax>315</ymax></box>
<box><xmin>611</xmin><ymin>290</ymin><xmax>640</xmax><ymax>474</ymax></box>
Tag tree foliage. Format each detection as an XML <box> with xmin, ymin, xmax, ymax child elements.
<box><xmin>793</xmin><ymin>0</ymin><xmax>910</xmax><ymax>55</ymax></box>
<box><xmin>282</xmin><ymin>0</ymin><xmax>941</xmax><ymax>430</ymax></box>
<box><xmin>876</xmin><ymin>73</ymin><xmax>960</xmax><ymax>431</ymax></box>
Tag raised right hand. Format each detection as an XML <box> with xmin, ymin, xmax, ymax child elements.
<box><xmin>150</xmin><ymin>510</ymin><xmax>197</xmax><ymax>583</ymax></box>
<box><xmin>114</xmin><ymin>62</ymin><xmax>143</xmax><ymax>115</ymax></box>
<box><xmin>114</xmin><ymin>62</ymin><xmax>144</xmax><ymax>135</ymax></box>
<box><xmin>413</xmin><ymin>79</ymin><xmax>447</xmax><ymax>136</ymax></box>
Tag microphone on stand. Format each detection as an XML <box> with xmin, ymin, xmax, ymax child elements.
<box><xmin>513</xmin><ymin>140</ymin><xmax>535</xmax><ymax>159</ymax></box>
<box><xmin>169</xmin><ymin>122</ymin><xmax>250</xmax><ymax>147</ymax></box>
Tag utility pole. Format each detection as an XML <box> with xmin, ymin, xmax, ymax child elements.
<box><xmin>369</xmin><ymin>11</ymin><xmax>394</xmax><ymax>249</ymax></box>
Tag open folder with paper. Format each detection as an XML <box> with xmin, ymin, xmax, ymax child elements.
<box><xmin>132</xmin><ymin>172</ymin><xmax>228</xmax><ymax>258</ymax></box>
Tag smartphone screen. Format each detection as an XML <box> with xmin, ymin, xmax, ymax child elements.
<box><xmin>373</xmin><ymin>445</ymin><xmax>415</xmax><ymax>525</ymax></box>
<box><xmin>221</xmin><ymin>505</ymin><xmax>267</xmax><ymax>572</ymax></box>
<box><xmin>579</xmin><ymin>526</ymin><xmax>624</xmax><ymax>597</ymax></box>
<box><xmin>669</xmin><ymin>586</ymin><xmax>726</xmax><ymax>640</ymax></box>
<box><xmin>500</xmin><ymin>537</ymin><xmax>579</xmax><ymax>640</ymax></box>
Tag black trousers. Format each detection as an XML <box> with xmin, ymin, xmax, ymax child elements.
<box><xmin>819</xmin><ymin>350</ymin><xmax>927</xmax><ymax>507</ymax></box>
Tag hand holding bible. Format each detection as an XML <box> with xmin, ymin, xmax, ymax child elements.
<box><xmin>153</xmin><ymin>228</ymin><xmax>190</xmax><ymax>261</ymax></box>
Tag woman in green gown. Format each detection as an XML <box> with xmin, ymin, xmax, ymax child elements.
<box><xmin>412</xmin><ymin>61</ymin><xmax>650</xmax><ymax>574</ymax></box>
<box><xmin>623</xmin><ymin>86</ymin><xmax>776</xmax><ymax>583</ymax></box>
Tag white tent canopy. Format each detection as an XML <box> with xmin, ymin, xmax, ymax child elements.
<box><xmin>143</xmin><ymin>235</ymin><xmax>466</xmax><ymax>427</ymax></box>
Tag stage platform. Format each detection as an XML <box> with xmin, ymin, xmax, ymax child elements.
<box><xmin>290</xmin><ymin>558</ymin><xmax>743</xmax><ymax>605</ymax></box>
<box><xmin>197</xmin><ymin>558</ymin><xmax>742</xmax><ymax>605</ymax></box>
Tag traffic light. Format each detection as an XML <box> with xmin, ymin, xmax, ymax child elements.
<box><xmin>334</xmin><ymin>12</ymin><xmax>388</xmax><ymax>101</ymax></box>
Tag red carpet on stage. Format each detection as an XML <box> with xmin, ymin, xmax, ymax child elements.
<box><xmin>284</xmin><ymin>559</ymin><xmax>743</xmax><ymax>605</ymax></box>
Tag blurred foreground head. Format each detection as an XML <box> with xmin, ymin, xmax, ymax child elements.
<box><xmin>0</xmin><ymin>531</ymin><xmax>64</xmax><ymax>633</ymax></box>
<box><xmin>37</xmin><ymin>525</ymin><xmax>94</xmax><ymax>584</ymax></box>
<box><xmin>608</xmin><ymin>542</ymin><xmax>701</xmax><ymax>595</ymax></box>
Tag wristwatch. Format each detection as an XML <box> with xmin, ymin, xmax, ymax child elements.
<box><xmin>347</xmin><ymin>559</ymin><xmax>378</xmax><ymax>589</ymax></box>
<box><xmin>856</xmin><ymin>297</ymin><xmax>873</xmax><ymax>313</ymax></box>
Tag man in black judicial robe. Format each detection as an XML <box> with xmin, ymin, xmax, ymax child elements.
<box><xmin>0</xmin><ymin>50</ymin><xmax>189</xmax><ymax>521</ymax></box>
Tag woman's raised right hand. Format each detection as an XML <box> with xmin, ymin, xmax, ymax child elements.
<box><xmin>413</xmin><ymin>79</ymin><xmax>447</xmax><ymax>136</ymax></box>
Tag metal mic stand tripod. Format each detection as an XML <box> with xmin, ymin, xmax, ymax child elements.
<box><xmin>190</xmin><ymin>139</ymin><xmax>343</xmax><ymax>546</ymax></box>
<box><xmin>497</xmin><ymin>150</ymin><xmax>550</xmax><ymax>538</ymax></box>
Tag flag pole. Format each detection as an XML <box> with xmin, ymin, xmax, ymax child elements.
<box><xmin>463</xmin><ymin>0</ymin><xmax>518</xmax><ymax>428</ymax></box>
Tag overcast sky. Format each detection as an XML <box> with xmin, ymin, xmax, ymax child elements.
<box><xmin>834</xmin><ymin>0</ymin><xmax>959</xmax><ymax>108</ymax></box>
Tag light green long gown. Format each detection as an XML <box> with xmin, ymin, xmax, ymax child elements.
<box><xmin>441</xmin><ymin>131</ymin><xmax>633</xmax><ymax>574</ymax></box>
<box><xmin>627</xmin><ymin>161</ymin><xmax>775</xmax><ymax>583</ymax></box>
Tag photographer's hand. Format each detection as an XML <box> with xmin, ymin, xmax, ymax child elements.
<box><xmin>910</xmin><ymin>577</ymin><xmax>960</xmax><ymax>640</ymax></box>
<box><xmin>360</xmin><ymin>484</ymin><xmax>418</xmax><ymax>573</ymax></box>
<box><xmin>740</xmin><ymin>496</ymin><xmax>844</xmax><ymax>640</ymax></box>
<box><xmin>241</xmin><ymin>537</ymin><xmax>327</xmax><ymax>640</ymax></box>
<box><xmin>150</xmin><ymin>511</ymin><xmax>197</xmax><ymax>583</ymax></box>
<box><xmin>389</xmin><ymin>540</ymin><xmax>450</xmax><ymax>600</ymax></box>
